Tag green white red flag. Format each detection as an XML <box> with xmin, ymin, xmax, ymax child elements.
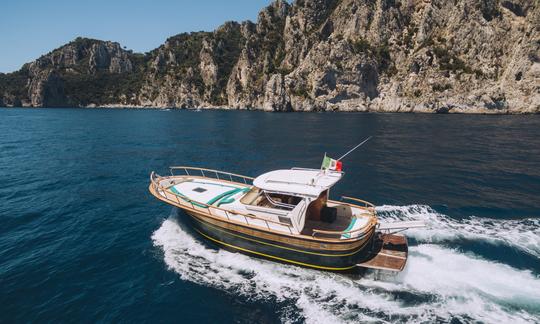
<box><xmin>321</xmin><ymin>155</ymin><xmax>342</xmax><ymax>171</ymax></box>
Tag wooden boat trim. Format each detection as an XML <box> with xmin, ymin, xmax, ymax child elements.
<box><xmin>150</xmin><ymin>171</ymin><xmax>378</xmax><ymax>245</ymax></box>
<box><xmin>192</xmin><ymin>227</ymin><xmax>358</xmax><ymax>271</ymax></box>
<box><xmin>339</xmin><ymin>196</ymin><xmax>376</xmax><ymax>208</ymax></box>
<box><xmin>189</xmin><ymin>213</ymin><xmax>373</xmax><ymax>257</ymax></box>
<box><xmin>186</xmin><ymin>207</ymin><xmax>374</xmax><ymax>251</ymax></box>
<box><xmin>356</xmin><ymin>234</ymin><xmax>408</xmax><ymax>272</ymax></box>
<box><xmin>311</xmin><ymin>218</ymin><xmax>374</xmax><ymax>237</ymax></box>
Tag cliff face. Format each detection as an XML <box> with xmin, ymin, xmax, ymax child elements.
<box><xmin>1</xmin><ymin>0</ymin><xmax>538</xmax><ymax>113</ymax></box>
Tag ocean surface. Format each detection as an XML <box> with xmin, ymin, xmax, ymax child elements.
<box><xmin>1</xmin><ymin>108</ymin><xmax>539</xmax><ymax>323</ymax></box>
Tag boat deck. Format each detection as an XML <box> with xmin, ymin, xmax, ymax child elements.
<box><xmin>168</xmin><ymin>178</ymin><xmax>249</xmax><ymax>208</ymax></box>
<box><xmin>302</xmin><ymin>217</ymin><xmax>352</xmax><ymax>238</ymax></box>
<box><xmin>357</xmin><ymin>234</ymin><xmax>408</xmax><ymax>271</ymax></box>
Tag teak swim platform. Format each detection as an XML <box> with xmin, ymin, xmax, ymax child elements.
<box><xmin>149</xmin><ymin>166</ymin><xmax>424</xmax><ymax>272</ymax></box>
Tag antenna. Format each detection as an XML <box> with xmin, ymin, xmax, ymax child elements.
<box><xmin>337</xmin><ymin>136</ymin><xmax>372</xmax><ymax>161</ymax></box>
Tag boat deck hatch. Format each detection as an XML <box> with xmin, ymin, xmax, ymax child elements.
<box><xmin>192</xmin><ymin>187</ymin><xmax>207</xmax><ymax>193</ymax></box>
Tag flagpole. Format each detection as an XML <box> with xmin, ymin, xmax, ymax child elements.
<box><xmin>337</xmin><ymin>136</ymin><xmax>372</xmax><ymax>161</ymax></box>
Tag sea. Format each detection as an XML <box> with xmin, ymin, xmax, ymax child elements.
<box><xmin>1</xmin><ymin>108</ymin><xmax>539</xmax><ymax>323</ymax></box>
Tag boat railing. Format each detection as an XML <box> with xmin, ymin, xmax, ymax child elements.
<box><xmin>169</xmin><ymin>166</ymin><xmax>255</xmax><ymax>185</ymax></box>
<box><xmin>150</xmin><ymin>171</ymin><xmax>294</xmax><ymax>235</ymax></box>
<box><xmin>338</xmin><ymin>196</ymin><xmax>376</xmax><ymax>209</ymax></box>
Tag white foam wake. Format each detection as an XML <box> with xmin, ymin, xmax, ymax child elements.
<box><xmin>151</xmin><ymin>217</ymin><xmax>540</xmax><ymax>324</ymax></box>
<box><xmin>376</xmin><ymin>205</ymin><xmax>540</xmax><ymax>258</ymax></box>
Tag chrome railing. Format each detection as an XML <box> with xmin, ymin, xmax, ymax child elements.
<box><xmin>169</xmin><ymin>166</ymin><xmax>254</xmax><ymax>185</ymax></box>
<box><xmin>150</xmin><ymin>170</ymin><xmax>293</xmax><ymax>235</ymax></box>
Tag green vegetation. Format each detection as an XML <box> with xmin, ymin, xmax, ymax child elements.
<box><xmin>432</xmin><ymin>83</ymin><xmax>452</xmax><ymax>92</ymax></box>
<box><xmin>433</xmin><ymin>47</ymin><xmax>473</xmax><ymax>74</ymax></box>
<box><xmin>350</xmin><ymin>38</ymin><xmax>394</xmax><ymax>73</ymax></box>
<box><xmin>351</xmin><ymin>38</ymin><xmax>371</xmax><ymax>53</ymax></box>
<box><xmin>479</xmin><ymin>0</ymin><xmax>501</xmax><ymax>21</ymax></box>
<box><xmin>61</xmin><ymin>71</ymin><xmax>143</xmax><ymax>106</ymax></box>
<box><xmin>0</xmin><ymin>66</ymin><xmax>30</xmax><ymax>100</ymax></box>
<box><xmin>291</xmin><ymin>83</ymin><xmax>310</xmax><ymax>98</ymax></box>
<box><xmin>403</xmin><ymin>27</ymin><xmax>418</xmax><ymax>48</ymax></box>
<box><xmin>211</xmin><ymin>25</ymin><xmax>244</xmax><ymax>104</ymax></box>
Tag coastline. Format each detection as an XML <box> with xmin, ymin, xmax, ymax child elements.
<box><xmin>1</xmin><ymin>1</ymin><xmax>538</xmax><ymax>116</ymax></box>
<box><xmin>0</xmin><ymin>104</ymin><xmax>537</xmax><ymax>114</ymax></box>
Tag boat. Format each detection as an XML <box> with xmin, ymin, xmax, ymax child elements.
<box><xmin>149</xmin><ymin>158</ymin><xmax>424</xmax><ymax>272</ymax></box>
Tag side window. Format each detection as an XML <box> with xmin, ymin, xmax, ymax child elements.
<box><xmin>263</xmin><ymin>192</ymin><xmax>302</xmax><ymax>210</ymax></box>
<box><xmin>278</xmin><ymin>216</ymin><xmax>292</xmax><ymax>225</ymax></box>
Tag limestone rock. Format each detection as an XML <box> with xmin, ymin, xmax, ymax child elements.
<box><xmin>263</xmin><ymin>74</ymin><xmax>291</xmax><ymax>111</ymax></box>
<box><xmin>1</xmin><ymin>0</ymin><xmax>538</xmax><ymax>113</ymax></box>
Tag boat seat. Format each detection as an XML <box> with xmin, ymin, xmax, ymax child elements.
<box><xmin>240</xmin><ymin>187</ymin><xmax>259</xmax><ymax>204</ymax></box>
<box><xmin>341</xmin><ymin>216</ymin><xmax>370</xmax><ymax>239</ymax></box>
<box><xmin>216</xmin><ymin>187</ymin><xmax>250</xmax><ymax>207</ymax></box>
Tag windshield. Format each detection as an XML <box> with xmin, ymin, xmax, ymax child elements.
<box><xmin>240</xmin><ymin>187</ymin><xmax>302</xmax><ymax>210</ymax></box>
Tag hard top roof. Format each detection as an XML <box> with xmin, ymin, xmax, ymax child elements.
<box><xmin>253</xmin><ymin>168</ymin><xmax>343</xmax><ymax>197</ymax></box>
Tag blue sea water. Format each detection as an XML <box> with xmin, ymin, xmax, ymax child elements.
<box><xmin>0</xmin><ymin>108</ymin><xmax>539</xmax><ymax>323</ymax></box>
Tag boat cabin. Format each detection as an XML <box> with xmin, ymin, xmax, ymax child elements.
<box><xmin>238</xmin><ymin>168</ymin><xmax>372</xmax><ymax>238</ymax></box>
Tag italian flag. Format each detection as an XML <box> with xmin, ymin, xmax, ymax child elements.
<box><xmin>321</xmin><ymin>155</ymin><xmax>343</xmax><ymax>171</ymax></box>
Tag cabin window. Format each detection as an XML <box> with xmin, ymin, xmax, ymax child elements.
<box><xmin>278</xmin><ymin>216</ymin><xmax>292</xmax><ymax>225</ymax></box>
<box><xmin>240</xmin><ymin>187</ymin><xmax>302</xmax><ymax>210</ymax></box>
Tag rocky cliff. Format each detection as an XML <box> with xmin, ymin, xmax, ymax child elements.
<box><xmin>1</xmin><ymin>0</ymin><xmax>538</xmax><ymax>113</ymax></box>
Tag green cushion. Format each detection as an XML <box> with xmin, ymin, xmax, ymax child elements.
<box><xmin>216</xmin><ymin>187</ymin><xmax>250</xmax><ymax>207</ymax></box>
<box><xmin>207</xmin><ymin>188</ymin><xmax>241</xmax><ymax>205</ymax></box>
<box><xmin>169</xmin><ymin>186</ymin><xmax>207</xmax><ymax>208</ymax></box>
<box><xmin>341</xmin><ymin>218</ymin><xmax>357</xmax><ymax>239</ymax></box>
<box><xmin>169</xmin><ymin>186</ymin><xmax>250</xmax><ymax>209</ymax></box>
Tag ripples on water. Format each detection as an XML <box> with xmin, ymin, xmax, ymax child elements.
<box><xmin>0</xmin><ymin>108</ymin><xmax>539</xmax><ymax>323</ymax></box>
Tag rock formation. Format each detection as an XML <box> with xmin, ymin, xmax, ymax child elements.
<box><xmin>1</xmin><ymin>0</ymin><xmax>538</xmax><ymax>113</ymax></box>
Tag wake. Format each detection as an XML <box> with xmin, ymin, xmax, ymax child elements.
<box><xmin>377</xmin><ymin>205</ymin><xmax>540</xmax><ymax>259</ymax></box>
<box><xmin>151</xmin><ymin>208</ymin><xmax>540</xmax><ymax>324</ymax></box>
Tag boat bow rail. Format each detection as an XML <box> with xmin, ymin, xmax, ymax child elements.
<box><xmin>169</xmin><ymin>166</ymin><xmax>255</xmax><ymax>185</ymax></box>
<box><xmin>150</xmin><ymin>170</ymin><xmax>296</xmax><ymax>234</ymax></box>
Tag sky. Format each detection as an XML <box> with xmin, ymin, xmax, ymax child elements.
<box><xmin>0</xmin><ymin>0</ymin><xmax>273</xmax><ymax>73</ymax></box>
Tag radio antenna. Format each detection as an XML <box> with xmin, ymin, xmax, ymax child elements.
<box><xmin>337</xmin><ymin>136</ymin><xmax>372</xmax><ymax>161</ymax></box>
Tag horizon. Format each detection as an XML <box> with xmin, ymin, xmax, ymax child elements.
<box><xmin>0</xmin><ymin>0</ymin><xmax>273</xmax><ymax>73</ymax></box>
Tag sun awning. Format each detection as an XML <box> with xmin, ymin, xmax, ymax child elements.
<box><xmin>253</xmin><ymin>168</ymin><xmax>343</xmax><ymax>197</ymax></box>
